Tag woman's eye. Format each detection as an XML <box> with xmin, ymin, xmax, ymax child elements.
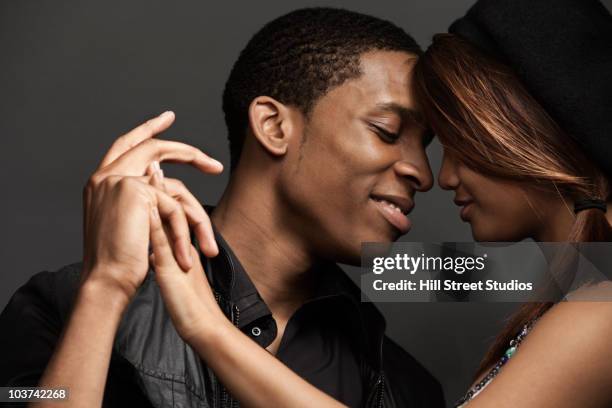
<box><xmin>371</xmin><ymin>124</ymin><xmax>400</xmax><ymax>143</ymax></box>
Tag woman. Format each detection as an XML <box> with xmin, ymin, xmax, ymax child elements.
<box><xmin>148</xmin><ymin>0</ymin><xmax>612</xmax><ymax>407</ymax></box>
<box><xmin>412</xmin><ymin>10</ymin><xmax>612</xmax><ymax>408</ymax></box>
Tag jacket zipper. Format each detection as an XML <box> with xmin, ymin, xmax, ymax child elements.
<box><xmin>220</xmin><ymin>304</ymin><xmax>240</xmax><ymax>407</ymax></box>
<box><xmin>376</xmin><ymin>373</ymin><xmax>385</xmax><ymax>408</ymax></box>
<box><xmin>213</xmin><ymin>291</ymin><xmax>223</xmax><ymax>408</ymax></box>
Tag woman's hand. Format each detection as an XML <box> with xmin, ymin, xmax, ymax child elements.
<box><xmin>147</xmin><ymin>168</ymin><xmax>228</xmax><ymax>343</ymax></box>
<box><xmin>146</xmin><ymin>170</ymin><xmax>346</xmax><ymax>408</ymax></box>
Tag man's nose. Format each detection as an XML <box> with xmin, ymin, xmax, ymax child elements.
<box><xmin>438</xmin><ymin>150</ymin><xmax>460</xmax><ymax>190</ymax></box>
<box><xmin>393</xmin><ymin>156</ymin><xmax>434</xmax><ymax>192</ymax></box>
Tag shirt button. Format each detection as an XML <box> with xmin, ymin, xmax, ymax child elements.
<box><xmin>251</xmin><ymin>326</ymin><xmax>262</xmax><ymax>337</ymax></box>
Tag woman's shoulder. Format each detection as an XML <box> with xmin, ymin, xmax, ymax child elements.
<box><xmin>532</xmin><ymin>280</ymin><xmax>612</xmax><ymax>362</ymax></box>
<box><xmin>543</xmin><ymin>281</ymin><xmax>612</xmax><ymax>342</ymax></box>
<box><xmin>539</xmin><ymin>280</ymin><xmax>612</xmax><ymax>345</ymax></box>
<box><xmin>565</xmin><ymin>280</ymin><xmax>612</xmax><ymax>302</ymax></box>
<box><xmin>466</xmin><ymin>284</ymin><xmax>612</xmax><ymax>407</ymax></box>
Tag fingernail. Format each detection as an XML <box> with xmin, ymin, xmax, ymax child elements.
<box><xmin>184</xmin><ymin>248</ymin><xmax>193</xmax><ymax>268</ymax></box>
<box><xmin>152</xmin><ymin>161</ymin><xmax>160</xmax><ymax>172</ymax></box>
<box><xmin>151</xmin><ymin>170</ymin><xmax>160</xmax><ymax>184</ymax></box>
<box><xmin>159</xmin><ymin>169</ymin><xmax>164</xmax><ymax>179</ymax></box>
<box><xmin>160</xmin><ymin>110</ymin><xmax>174</xmax><ymax>119</ymax></box>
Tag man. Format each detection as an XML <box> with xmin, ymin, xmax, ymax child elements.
<box><xmin>0</xmin><ymin>8</ymin><xmax>443</xmax><ymax>407</ymax></box>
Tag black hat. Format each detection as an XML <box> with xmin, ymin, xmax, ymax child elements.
<box><xmin>449</xmin><ymin>0</ymin><xmax>612</xmax><ymax>178</ymax></box>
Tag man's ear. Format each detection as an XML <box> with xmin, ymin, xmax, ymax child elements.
<box><xmin>247</xmin><ymin>96</ymin><xmax>294</xmax><ymax>157</ymax></box>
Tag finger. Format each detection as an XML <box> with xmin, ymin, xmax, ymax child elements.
<box><xmin>145</xmin><ymin>161</ymin><xmax>167</xmax><ymax>186</ymax></box>
<box><xmin>149</xmin><ymin>165</ymin><xmax>166</xmax><ymax>192</ymax></box>
<box><xmin>135</xmin><ymin>171</ymin><xmax>216</xmax><ymax>259</ymax></box>
<box><xmin>152</xmin><ymin>183</ymin><xmax>193</xmax><ymax>271</ymax></box>
<box><xmin>148</xmin><ymin>205</ymin><xmax>177</xmax><ymax>271</ymax></box>
<box><xmin>145</xmin><ymin>161</ymin><xmax>160</xmax><ymax>177</ymax></box>
<box><xmin>98</xmin><ymin>111</ymin><xmax>175</xmax><ymax>170</ymax></box>
<box><xmin>103</xmin><ymin>139</ymin><xmax>223</xmax><ymax>178</ymax></box>
<box><xmin>150</xmin><ymin>169</ymin><xmax>195</xmax><ymax>269</ymax></box>
<box><xmin>146</xmin><ymin>173</ymin><xmax>217</xmax><ymax>257</ymax></box>
<box><xmin>163</xmin><ymin>178</ymin><xmax>219</xmax><ymax>257</ymax></box>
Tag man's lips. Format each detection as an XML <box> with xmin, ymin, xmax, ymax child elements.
<box><xmin>370</xmin><ymin>194</ymin><xmax>413</xmax><ymax>234</ymax></box>
<box><xmin>371</xmin><ymin>194</ymin><xmax>413</xmax><ymax>214</ymax></box>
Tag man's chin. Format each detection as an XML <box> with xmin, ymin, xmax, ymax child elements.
<box><xmin>362</xmin><ymin>229</ymin><xmax>400</xmax><ymax>245</ymax></box>
<box><xmin>330</xmin><ymin>228</ymin><xmax>399</xmax><ymax>265</ymax></box>
<box><xmin>382</xmin><ymin>226</ymin><xmax>404</xmax><ymax>242</ymax></box>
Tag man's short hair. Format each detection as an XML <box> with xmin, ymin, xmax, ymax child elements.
<box><xmin>222</xmin><ymin>7</ymin><xmax>422</xmax><ymax>170</ymax></box>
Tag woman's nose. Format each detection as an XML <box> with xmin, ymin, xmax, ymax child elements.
<box><xmin>438</xmin><ymin>150</ymin><xmax>460</xmax><ymax>190</ymax></box>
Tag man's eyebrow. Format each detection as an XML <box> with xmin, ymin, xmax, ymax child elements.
<box><xmin>374</xmin><ymin>102</ymin><xmax>426</xmax><ymax>126</ymax></box>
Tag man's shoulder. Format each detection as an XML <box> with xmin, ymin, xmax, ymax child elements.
<box><xmin>36</xmin><ymin>261</ymin><xmax>82</xmax><ymax>284</ymax></box>
<box><xmin>0</xmin><ymin>262</ymin><xmax>83</xmax><ymax>387</ymax></box>
<box><xmin>23</xmin><ymin>261</ymin><xmax>82</xmax><ymax>289</ymax></box>
<box><xmin>381</xmin><ymin>335</ymin><xmax>445</xmax><ymax>407</ymax></box>
<box><xmin>3</xmin><ymin>262</ymin><xmax>82</xmax><ymax>318</ymax></box>
<box><xmin>22</xmin><ymin>262</ymin><xmax>82</xmax><ymax>318</ymax></box>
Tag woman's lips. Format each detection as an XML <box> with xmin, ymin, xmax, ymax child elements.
<box><xmin>459</xmin><ymin>202</ymin><xmax>474</xmax><ymax>221</ymax></box>
<box><xmin>372</xmin><ymin>198</ymin><xmax>411</xmax><ymax>234</ymax></box>
<box><xmin>454</xmin><ymin>197</ymin><xmax>474</xmax><ymax>222</ymax></box>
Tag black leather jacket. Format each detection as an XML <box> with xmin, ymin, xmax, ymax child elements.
<box><xmin>0</xmin><ymin>244</ymin><xmax>445</xmax><ymax>408</ymax></box>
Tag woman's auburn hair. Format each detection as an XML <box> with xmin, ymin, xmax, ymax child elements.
<box><xmin>413</xmin><ymin>33</ymin><xmax>612</xmax><ymax>379</ymax></box>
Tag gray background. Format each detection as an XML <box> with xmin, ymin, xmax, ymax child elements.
<box><xmin>1</xmin><ymin>1</ymin><xmax>610</xmax><ymax>405</ymax></box>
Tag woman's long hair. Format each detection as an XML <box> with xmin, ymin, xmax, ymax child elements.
<box><xmin>413</xmin><ymin>33</ymin><xmax>612</xmax><ymax>379</ymax></box>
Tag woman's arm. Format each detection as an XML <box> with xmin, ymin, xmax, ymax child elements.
<box><xmin>147</xmin><ymin>191</ymin><xmax>346</xmax><ymax>408</ymax></box>
<box><xmin>189</xmin><ymin>314</ymin><xmax>345</xmax><ymax>408</ymax></box>
<box><xmin>467</xmin><ymin>285</ymin><xmax>612</xmax><ymax>408</ymax></box>
<box><xmin>31</xmin><ymin>276</ymin><xmax>130</xmax><ymax>408</ymax></box>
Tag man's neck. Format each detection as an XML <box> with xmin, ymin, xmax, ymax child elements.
<box><xmin>210</xmin><ymin>174</ymin><xmax>318</xmax><ymax>322</ymax></box>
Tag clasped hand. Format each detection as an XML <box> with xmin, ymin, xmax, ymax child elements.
<box><xmin>81</xmin><ymin>111</ymin><xmax>227</xmax><ymax>343</ymax></box>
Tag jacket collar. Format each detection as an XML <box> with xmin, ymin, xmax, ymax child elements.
<box><xmin>196</xmin><ymin>214</ymin><xmax>387</xmax><ymax>372</ymax></box>
<box><xmin>204</xmin><ymin>229</ymin><xmax>273</xmax><ymax>329</ymax></box>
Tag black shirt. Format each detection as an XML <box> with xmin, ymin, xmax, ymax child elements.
<box><xmin>207</xmin><ymin>230</ymin><xmax>365</xmax><ymax>406</ymax></box>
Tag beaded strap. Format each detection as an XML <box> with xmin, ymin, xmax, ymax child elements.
<box><xmin>454</xmin><ymin>318</ymin><xmax>539</xmax><ymax>407</ymax></box>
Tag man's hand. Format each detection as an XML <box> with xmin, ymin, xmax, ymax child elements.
<box><xmin>81</xmin><ymin>111</ymin><xmax>223</xmax><ymax>303</ymax></box>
